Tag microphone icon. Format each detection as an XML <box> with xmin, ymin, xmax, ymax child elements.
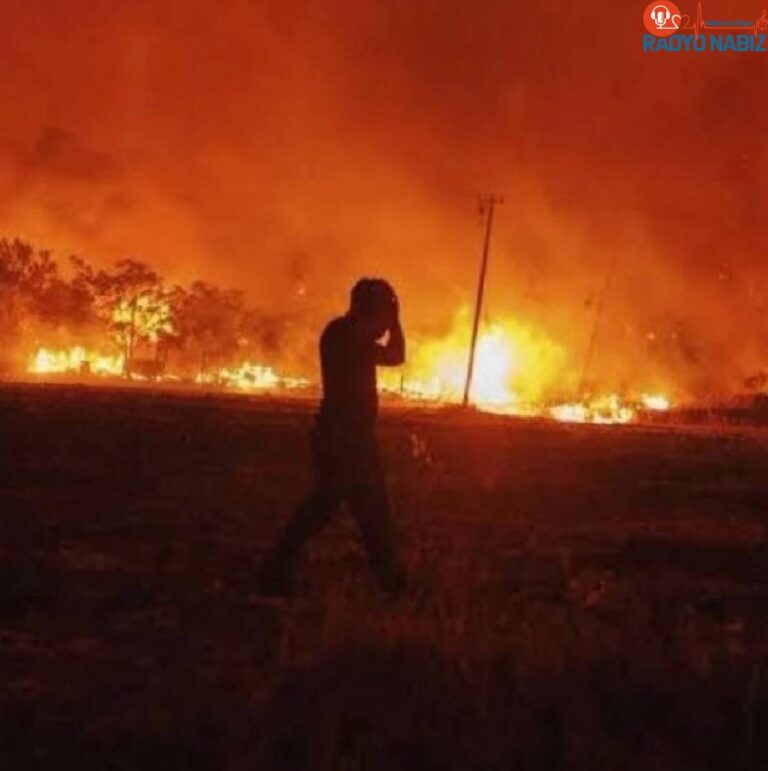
<box><xmin>650</xmin><ymin>5</ymin><xmax>672</xmax><ymax>28</ymax></box>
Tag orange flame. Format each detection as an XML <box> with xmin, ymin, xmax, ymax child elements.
<box><xmin>25</xmin><ymin>309</ymin><xmax>672</xmax><ymax>424</ymax></box>
<box><xmin>382</xmin><ymin>309</ymin><xmax>672</xmax><ymax>424</ymax></box>
<box><xmin>29</xmin><ymin>347</ymin><xmax>124</xmax><ymax>377</ymax></box>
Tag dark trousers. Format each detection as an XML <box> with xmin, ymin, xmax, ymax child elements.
<box><xmin>261</xmin><ymin>422</ymin><xmax>405</xmax><ymax>593</ymax></box>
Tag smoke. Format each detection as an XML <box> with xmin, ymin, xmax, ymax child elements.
<box><xmin>0</xmin><ymin>0</ymin><xmax>765</xmax><ymax>393</ymax></box>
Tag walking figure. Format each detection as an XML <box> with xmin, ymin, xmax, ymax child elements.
<box><xmin>259</xmin><ymin>278</ymin><xmax>407</xmax><ymax>596</ymax></box>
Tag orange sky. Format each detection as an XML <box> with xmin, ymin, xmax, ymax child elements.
<box><xmin>0</xmin><ymin>0</ymin><xmax>765</xmax><ymax>391</ymax></box>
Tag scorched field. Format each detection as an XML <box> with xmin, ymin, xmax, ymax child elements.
<box><xmin>2</xmin><ymin>383</ymin><xmax>768</xmax><ymax>770</ymax></box>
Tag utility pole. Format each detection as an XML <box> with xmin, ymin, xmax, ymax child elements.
<box><xmin>463</xmin><ymin>193</ymin><xmax>504</xmax><ymax>407</ymax></box>
<box><xmin>578</xmin><ymin>253</ymin><xmax>617</xmax><ymax>397</ymax></box>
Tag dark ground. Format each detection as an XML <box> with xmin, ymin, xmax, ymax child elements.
<box><xmin>2</xmin><ymin>383</ymin><xmax>768</xmax><ymax>770</ymax></box>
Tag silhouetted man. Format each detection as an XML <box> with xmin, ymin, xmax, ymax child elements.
<box><xmin>258</xmin><ymin>278</ymin><xmax>407</xmax><ymax>596</ymax></box>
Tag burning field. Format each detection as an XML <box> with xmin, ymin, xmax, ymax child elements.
<box><xmin>3</xmin><ymin>383</ymin><xmax>768</xmax><ymax>768</ymax></box>
<box><xmin>4</xmin><ymin>235</ymin><xmax>680</xmax><ymax>427</ymax></box>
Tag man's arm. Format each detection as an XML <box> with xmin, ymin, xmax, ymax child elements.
<box><xmin>375</xmin><ymin>317</ymin><xmax>405</xmax><ymax>366</ymax></box>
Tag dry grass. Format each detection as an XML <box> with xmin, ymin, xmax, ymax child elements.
<box><xmin>2</xmin><ymin>384</ymin><xmax>768</xmax><ymax>769</ymax></box>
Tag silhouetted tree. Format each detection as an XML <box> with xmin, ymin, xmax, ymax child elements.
<box><xmin>173</xmin><ymin>281</ymin><xmax>245</xmax><ymax>377</ymax></box>
<box><xmin>73</xmin><ymin>258</ymin><xmax>174</xmax><ymax>377</ymax></box>
<box><xmin>0</xmin><ymin>239</ymin><xmax>95</xmax><ymax>367</ymax></box>
<box><xmin>0</xmin><ymin>239</ymin><xmax>57</xmax><ymax>335</ymax></box>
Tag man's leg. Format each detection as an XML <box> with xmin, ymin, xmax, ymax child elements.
<box><xmin>346</xmin><ymin>449</ymin><xmax>406</xmax><ymax>596</ymax></box>
<box><xmin>258</xmin><ymin>487</ymin><xmax>339</xmax><ymax>595</ymax></box>
<box><xmin>258</xmin><ymin>424</ymin><xmax>342</xmax><ymax>595</ymax></box>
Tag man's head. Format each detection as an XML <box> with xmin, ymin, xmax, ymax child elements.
<box><xmin>349</xmin><ymin>278</ymin><xmax>398</xmax><ymax>339</ymax></box>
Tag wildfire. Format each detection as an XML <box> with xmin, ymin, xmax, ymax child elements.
<box><xmin>29</xmin><ymin>347</ymin><xmax>124</xmax><ymax>377</ymax></box>
<box><xmin>383</xmin><ymin>310</ymin><xmax>565</xmax><ymax>409</ymax></box>
<box><xmin>547</xmin><ymin>392</ymin><xmax>671</xmax><ymax>424</ymax></box>
<box><xmin>111</xmin><ymin>294</ymin><xmax>174</xmax><ymax>343</ymax></box>
<box><xmin>27</xmin><ymin>346</ymin><xmax>310</xmax><ymax>393</ymax></box>
<box><xmin>381</xmin><ymin>310</ymin><xmax>672</xmax><ymax>424</ymax></box>
<box><xmin>640</xmin><ymin>393</ymin><xmax>670</xmax><ymax>411</ymax></box>
<box><xmin>549</xmin><ymin>394</ymin><xmax>635</xmax><ymax>425</ymax></box>
<box><xmin>25</xmin><ymin>312</ymin><xmax>672</xmax><ymax>424</ymax></box>
<box><xmin>197</xmin><ymin>362</ymin><xmax>309</xmax><ymax>391</ymax></box>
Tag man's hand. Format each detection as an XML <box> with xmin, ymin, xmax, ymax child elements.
<box><xmin>376</xmin><ymin>290</ymin><xmax>405</xmax><ymax>366</ymax></box>
<box><xmin>387</xmin><ymin>289</ymin><xmax>400</xmax><ymax>329</ymax></box>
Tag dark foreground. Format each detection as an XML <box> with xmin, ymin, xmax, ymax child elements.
<box><xmin>2</xmin><ymin>384</ymin><xmax>768</xmax><ymax>770</ymax></box>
